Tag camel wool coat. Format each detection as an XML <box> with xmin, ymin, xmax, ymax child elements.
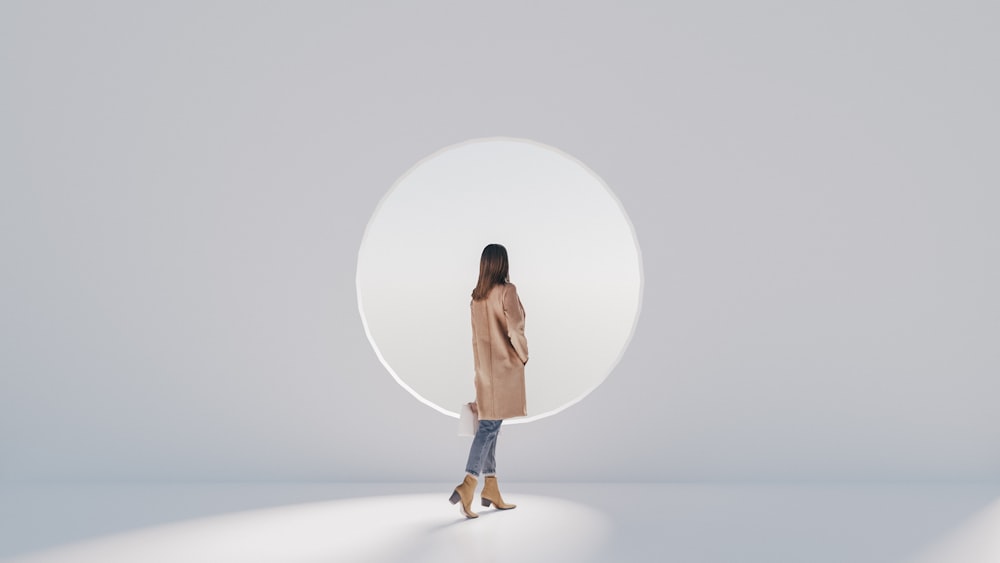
<box><xmin>471</xmin><ymin>282</ymin><xmax>528</xmax><ymax>420</ymax></box>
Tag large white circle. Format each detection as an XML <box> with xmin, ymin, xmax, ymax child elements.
<box><xmin>357</xmin><ymin>137</ymin><xmax>642</xmax><ymax>423</ymax></box>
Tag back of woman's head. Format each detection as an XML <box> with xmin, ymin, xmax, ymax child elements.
<box><xmin>471</xmin><ymin>243</ymin><xmax>509</xmax><ymax>300</ymax></box>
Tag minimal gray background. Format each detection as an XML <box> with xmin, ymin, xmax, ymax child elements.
<box><xmin>1</xmin><ymin>1</ymin><xmax>997</xmax><ymax>483</ymax></box>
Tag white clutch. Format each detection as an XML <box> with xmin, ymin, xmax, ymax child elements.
<box><xmin>458</xmin><ymin>402</ymin><xmax>478</xmax><ymax>437</ymax></box>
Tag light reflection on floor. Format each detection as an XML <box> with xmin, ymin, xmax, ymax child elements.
<box><xmin>5</xmin><ymin>494</ymin><xmax>611</xmax><ymax>563</ymax></box>
<box><xmin>5</xmin><ymin>483</ymin><xmax>1000</xmax><ymax>562</ymax></box>
<box><xmin>909</xmin><ymin>496</ymin><xmax>1000</xmax><ymax>563</ymax></box>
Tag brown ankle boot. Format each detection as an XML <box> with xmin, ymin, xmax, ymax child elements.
<box><xmin>481</xmin><ymin>475</ymin><xmax>516</xmax><ymax>510</ymax></box>
<box><xmin>448</xmin><ymin>474</ymin><xmax>479</xmax><ymax>518</ymax></box>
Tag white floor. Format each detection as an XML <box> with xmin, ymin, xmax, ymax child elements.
<box><xmin>2</xmin><ymin>482</ymin><xmax>999</xmax><ymax>562</ymax></box>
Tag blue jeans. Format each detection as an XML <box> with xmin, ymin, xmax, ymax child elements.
<box><xmin>465</xmin><ymin>419</ymin><xmax>503</xmax><ymax>477</ymax></box>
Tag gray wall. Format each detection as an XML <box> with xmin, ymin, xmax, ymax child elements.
<box><xmin>2</xmin><ymin>1</ymin><xmax>997</xmax><ymax>482</ymax></box>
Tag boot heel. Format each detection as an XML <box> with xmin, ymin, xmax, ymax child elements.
<box><xmin>480</xmin><ymin>476</ymin><xmax>516</xmax><ymax>510</ymax></box>
<box><xmin>449</xmin><ymin>490</ymin><xmax>461</xmax><ymax>505</ymax></box>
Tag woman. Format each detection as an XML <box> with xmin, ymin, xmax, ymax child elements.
<box><xmin>449</xmin><ymin>243</ymin><xmax>528</xmax><ymax>519</ymax></box>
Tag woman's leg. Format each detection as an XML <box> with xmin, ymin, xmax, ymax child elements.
<box><xmin>478</xmin><ymin>421</ymin><xmax>516</xmax><ymax>509</ymax></box>
<box><xmin>465</xmin><ymin>420</ymin><xmax>502</xmax><ymax>477</ymax></box>
<box><xmin>480</xmin><ymin>420</ymin><xmax>502</xmax><ymax>477</ymax></box>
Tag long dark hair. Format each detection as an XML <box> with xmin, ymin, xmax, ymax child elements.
<box><xmin>471</xmin><ymin>243</ymin><xmax>509</xmax><ymax>301</ymax></box>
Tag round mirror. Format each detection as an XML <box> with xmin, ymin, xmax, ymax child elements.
<box><xmin>357</xmin><ymin>137</ymin><xmax>642</xmax><ymax>423</ymax></box>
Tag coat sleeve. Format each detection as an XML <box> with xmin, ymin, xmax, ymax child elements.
<box><xmin>502</xmin><ymin>283</ymin><xmax>529</xmax><ymax>364</ymax></box>
<box><xmin>471</xmin><ymin>301</ymin><xmax>482</xmax><ymax>403</ymax></box>
<box><xmin>470</xmin><ymin>300</ymin><xmax>480</xmax><ymax>371</ymax></box>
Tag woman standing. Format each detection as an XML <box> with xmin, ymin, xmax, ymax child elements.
<box><xmin>449</xmin><ymin>243</ymin><xmax>528</xmax><ymax>519</ymax></box>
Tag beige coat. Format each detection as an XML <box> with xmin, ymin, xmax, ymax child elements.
<box><xmin>471</xmin><ymin>283</ymin><xmax>528</xmax><ymax>420</ymax></box>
